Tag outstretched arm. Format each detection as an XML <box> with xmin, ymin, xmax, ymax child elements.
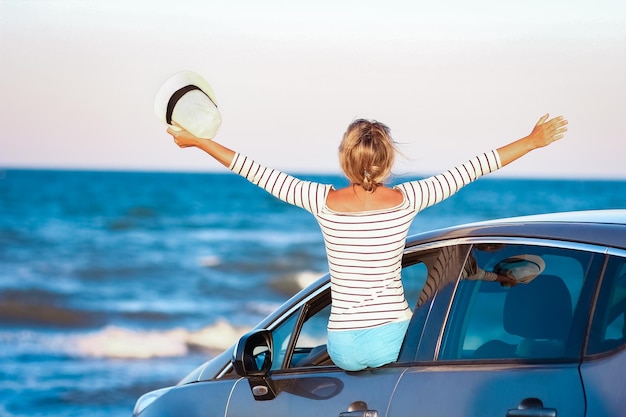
<box><xmin>166</xmin><ymin>123</ymin><xmax>332</xmax><ymax>214</ymax></box>
<box><xmin>497</xmin><ymin>114</ymin><xmax>568</xmax><ymax>167</ymax></box>
<box><xmin>167</xmin><ymin>123</ymin><xmax>235</xmax><ymax>167</ymax></box>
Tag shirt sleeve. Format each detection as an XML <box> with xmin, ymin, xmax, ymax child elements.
<box><xmin>396</xmin><ymin>150</ymin><xmax>502</xmax><ymax>212</ymax></box>
<box><xmin>228</xmin><ymin>153</ymin><xmax>332</xmax><ymax>215</ymax></box>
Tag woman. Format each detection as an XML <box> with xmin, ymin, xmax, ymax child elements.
<box><xmin>167</xmin><ymin>114</ymin><xmax>568</xmax><ymax>371</ymax></box>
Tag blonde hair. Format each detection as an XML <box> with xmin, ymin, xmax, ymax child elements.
<box><xmin>338</xmin><ymin>119</ymin><xmax>397</xmax><ymax>192</ymax></box>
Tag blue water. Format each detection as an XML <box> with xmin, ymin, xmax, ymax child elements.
<box><xmin>1</xmin><ymin>168</ymin><xmax>625</xmax><ymax>416</ymax></box>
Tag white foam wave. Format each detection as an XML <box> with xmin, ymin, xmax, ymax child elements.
<box><xmin>72</xmin><ymin>320</ymin><xmax>250</xmax><ymax>359</ymax></box>
<box><xmin>270</xmin><ymin>270</ymin><xmax>324</xmax><ymax>295</ymax></box>
<box><xmin>294</xmin><ymin>270</ymin><xmax>324</xmax><ymax>289</ymax></box>
<box><xmin>198</xmin><ymin>255</ymin><xmax>221</xmax><ymax>267</ymax></box>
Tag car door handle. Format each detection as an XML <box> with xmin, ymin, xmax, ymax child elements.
<box><xmin>507</xmin><ymin>397</ymin><xmax>556</xmax><ymax>417</ymax></box>
<box><xmin>340</xmin><ymin>400</ymin><xmax>378</xmax><ymax>417</ymax></box>
<box><xmin>339</xmin><ymin>411</ymin><xmax>378</xmax><ymax>417</ymax></box>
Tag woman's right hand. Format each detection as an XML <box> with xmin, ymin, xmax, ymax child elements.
<box><xmin>167</xmin><ymin>122</ymin><xmax>204</xmax><ymax>149</ymax></box>
<box><xmin>166</xmin><ymin>121</ymin><xmax>236</xmax><ymax>167</ymax></box>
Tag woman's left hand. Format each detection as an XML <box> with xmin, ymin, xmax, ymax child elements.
<box><xmin>165</xmin><ymin>121</ymin><xmax>235</xmax><ymax>167</ymax></box>
<box><xmin>528</xmin><ymin>114</ymin><xmax>568</xmax><ymax>149</ymax></box>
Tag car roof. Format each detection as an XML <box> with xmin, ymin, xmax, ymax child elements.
<box><xmin>406</xmin><ymin>209</ymin><xmax>626</xmax><ymax>250</ymax></box>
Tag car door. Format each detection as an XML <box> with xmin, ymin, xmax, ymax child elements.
<box><xmin>224</xmin><ymin>290</ymin><xmax>405</xmax><ymax>417</ymax></box>
<box><xmin>387</xmin><ymin>241</ymin><xmax>605</xmax><ymax>417</ymax></box>
<box><xmin>224</xmin><ymin>253</ymin><xmax>440</xmax><ymax>417</ymax></box>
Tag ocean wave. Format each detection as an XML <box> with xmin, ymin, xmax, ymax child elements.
<box><xmin>0</xmin><ymin>291</ymin><xmax>105</xmax><ymax>329</ymax></box>
<box><xmin>71</xmin><ymin>321</ymin><xmax>251</xmax><ymax>359</ymax></box>
<box><xmin>269</xmin><ymin>270</ymin><xmax>325</xmax><ymax>296</ymax></box>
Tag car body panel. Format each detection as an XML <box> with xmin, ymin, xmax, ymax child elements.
<box><xmin>388</xmin><ymin>364</ymin><xmax>584</xmax><ymax>417</ymax></box>
<box><xmin>225</xmin><ymin>368</ymin><xmax>405</xmax><ymax>417</ymax></box>
<box><xmin>139</xmin><ymin>379</ymin><xmax>235</xmax><ymax>417</ymax></box>
<box><xmin>580</xmin><ymin>352</ymin><xmax>626</xmax><ymax>417</ymax></box>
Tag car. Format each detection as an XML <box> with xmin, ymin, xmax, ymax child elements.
<box><xmin>133</xmin><ymin>209</ymin><xmax>626</xmax><ymax>417</ymax></box>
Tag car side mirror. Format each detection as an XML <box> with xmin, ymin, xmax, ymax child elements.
<box><xmin>232</xmin><ymin>329</ymin><xmax>277</xmax><ymax>401</ymax></box>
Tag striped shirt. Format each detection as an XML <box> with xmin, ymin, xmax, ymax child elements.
<box><xmin>229</xmin><ymin>150</ymin><xmax>502</xmax><ymax>331</ymax></box>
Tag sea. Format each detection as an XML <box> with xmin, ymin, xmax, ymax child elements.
<box><xmin>1</xmin><ymin>168</ymin><xmax>625</xmax><ymax>417</ymax></box>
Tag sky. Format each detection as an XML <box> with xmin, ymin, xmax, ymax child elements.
<box><xmin>1</xmin><ymin>0</ymin><xmax>625</xmax><ymax>178</ymax></box>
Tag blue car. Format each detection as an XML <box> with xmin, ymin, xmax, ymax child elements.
<box><xmin>134</xmin><ymin>210</ymin><xmax>626</xmax><ymax>417</ymax></box>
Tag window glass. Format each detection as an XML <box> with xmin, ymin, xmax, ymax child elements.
<box><xmin>402</xmin><ymin>261</ymin><xmax>430</xmax><ymax>310</ymax></box>
<box><xmin>400</xmin><ymin>246</ymin><xmax>468</xmax><ymax>361</ymax></box>
<box><xmin>295</xmin><ymin>303</ymin><xmax>331</xmax><ymax>350</ymax></box>
<box><xmin>439</xmin><ymin>244</ymin><xmax>599</xmax><ymax>361</ymax></box>
<box><xmin>409</xmin><ymin>245</ymin><xmax>470</xmax><ymax>310</ymax></box>
<box><xmin>289</xmin><ymin>302</ymin><xmax>332</xmax><ymax>368</ymax></box>
<box><xmin>270</xmin><ymin>310</ymin><xmax>299</xmax><ymax>370</ymax></box>
<box><xmin>587</xmin><ymin>255</ymin><xmax>626</xmax><ymax>355</ymax></box>
<box><xmin>269</xmin><ymin>289</ymin><xmax>334</xmax><ymax>370</ymax></box>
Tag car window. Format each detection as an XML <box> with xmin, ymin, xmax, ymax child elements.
<box><xmin>438</xmin><ymin>243</ymin><xmax>601</xmax><ymax>361</ymax></box>
<box><xmin>587</xmin><ymin>255</ymin><xmax>626</xmax><ymax>355</ymax></box>
<box><xmin>271</xmin><ymin>245</ymin><xmax>470</xmax><ymax>370</ymax></box>
<box><xmin>264</xmin><ymin>288</ymin><xmax>334</xmax><ymax>370</ymax></box>
<box><xmin>273</xmin><ymin>250</ymin><xmax>438</xmax><ymax>370</ymax></box>
<box><xmin>270</xmin><ymin>309</ymin><xmax>300</xmax><ymax>370</ymax></box>
<box><xmin>402</xmin><ymin>260</ymin><xmax>430</xmax><ymax>310</ymax></box>
<box><xmin>295</xmin><ymin>303</ymin><xmax>331</xmax><ymax>350</ymax></box>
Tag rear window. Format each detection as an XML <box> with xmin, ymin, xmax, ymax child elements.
<box><xmin>587</xmin><ymin>255</ymin><xmax>626</xmax><ymax>355</ymax></box>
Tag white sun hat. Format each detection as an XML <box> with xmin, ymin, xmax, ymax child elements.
<box><xmin>154</xmin><ymin>70</ymin><xmax>222</xmax><ymax>139</ymax></box>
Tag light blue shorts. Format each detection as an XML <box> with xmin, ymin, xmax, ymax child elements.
<box><xmin>327</xmin><ymin>319</ymin><xmax>410</xmax><ymax>371</ymax></box>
